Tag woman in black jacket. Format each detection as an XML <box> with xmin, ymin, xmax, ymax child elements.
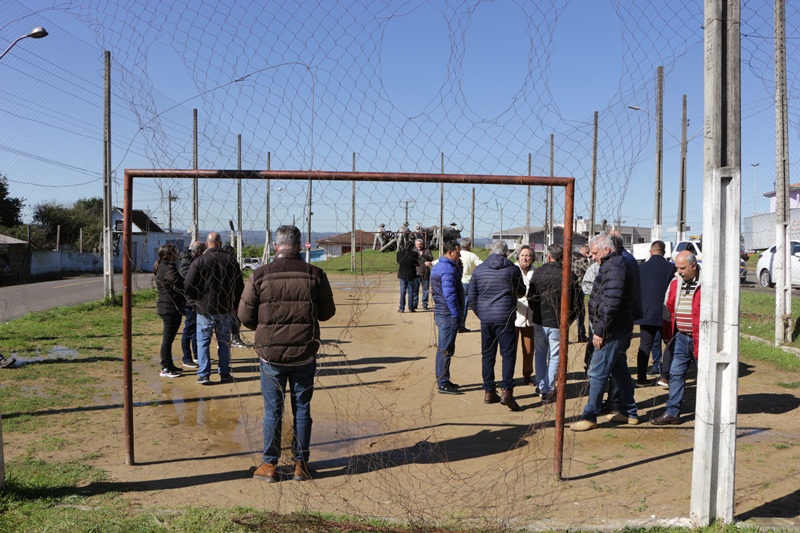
<box><xmin>154</xmin><ymin>244</ymin><xmax>186</xmax><ymax>377</ymax></box>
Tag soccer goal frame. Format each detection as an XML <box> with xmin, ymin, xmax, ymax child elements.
<box><xmin>120</xmin><ymin>168</ymin><xmax>575</xmax><ymax>476</ymax></box>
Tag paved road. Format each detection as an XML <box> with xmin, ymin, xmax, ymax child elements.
<box><xmin>0</xmin><ymin>273</ymin><xmax>153</xmax><ymax>323</ymax></box>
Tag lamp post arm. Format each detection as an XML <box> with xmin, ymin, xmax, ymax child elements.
<box><xmin>0</xmin><ymin>34</ymin><xmax>30</xmax><ymax>62</ymax></box>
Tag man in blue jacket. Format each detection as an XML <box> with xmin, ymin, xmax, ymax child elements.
<box><xmin>430</xmin><ymin>239</ymin><xmax>464</xmax><ymax>395</ymax></box>
<box><xmin>469</xmin><ymin>240</ymin><xmax>526</xmax><ymax>410</ymax></box>
<box><xmin>572</xmin><ymin>233</ymin><xmax>640</xmax><ymax>430</ymax></box>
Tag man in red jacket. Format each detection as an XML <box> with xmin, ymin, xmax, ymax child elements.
<box><xmin>652</xmin><ymin>250</ymin><xmax>701</xmax><ymax>425</ymax></box>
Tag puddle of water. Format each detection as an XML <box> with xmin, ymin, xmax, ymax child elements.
<box><xmin>12</xmin><ymin>346</ymin><xmax>81</xmax><ymax>365</ymax></box>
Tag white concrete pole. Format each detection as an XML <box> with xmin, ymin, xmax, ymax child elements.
<box><xmin>691</xmin><ymin>0</ymin><xmax>741</xmax><ymax>525</ymax></box>
<box><xmin>774</xmin><ymin>0</ymin><xmax>792</xmax><ymax>345</ymax></box>
<box><xmin>653</xmin><ymin>66</ymin><xmax>664</xmax><ymax>241</ymax></box>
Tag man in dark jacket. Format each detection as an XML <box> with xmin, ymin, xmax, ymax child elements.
<box><xmin>177</xmin><ymin>240</ymin><xmax>205</xmax><ymax>369</ymax></box>
<box><xmin>530</xmin><ymin>243</ymin><xmax>582</xmax><ymax>402</ymax></box>
<box><xmin>239</xmin><ymin>225</ymin><xmax>336</xmax><ymax>482</ymax></box>
<box><xmin>572</xmin><ymin>233</ymin><xmax>640</xmax><ymax>431</ymax></box>
<box><xmin>184</xmin><ymin>232</ymin><xmax>244</xmax><ymax>385</ymax></box>
<box><xmin>431</xmin><ymin>239</ymin><xmax>463</xmax><ymax>395</ymax></box>
<box><xmin>634</xmin><ymin>240</ymin><xmax>676</xmax><ymax>384</ymax></box>
<box><xmin>571</xmin><ymin>245</ymin><xmax>591</xmax><ymax>342</ymax></box>
<box><xmin>396</xmin><ymin>240</ymin><xmax>419</xmax><ymax>312</ymax></box>
<box><xmin>468</xmin><ymin>240</ymin><xmax>526</xmax><ymax>410</ymax></box>
<box><xmin>414</xmin><ymin>238</ymin><xmax>435</xmax><ymax>310</ymax></box>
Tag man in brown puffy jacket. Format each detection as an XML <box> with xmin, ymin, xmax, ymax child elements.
<box><xmin>239</xmin><ymin>225</ymin><xmax>336</xmax><ymax>483</ymax></box>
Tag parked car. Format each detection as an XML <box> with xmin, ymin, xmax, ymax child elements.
<box><xmin>672</xmin><ymin>239</ymin><xmax>746</xmax><ymax>283</ymax></box>
<box><xmin>241</xmin><ymin>257</ymin><xmax>262</xmax><ymax>271</ymax></box>
<box><xmin>756</xmin><ymin>241</ymin><xmax>800</xmax><ymax>288</ymax></box>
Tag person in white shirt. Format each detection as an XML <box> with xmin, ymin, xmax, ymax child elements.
<box><xmin>458</xmin><ymin>238</ymin><xmax>483</xmax><ymax>333</ymax></box>
<box><xmin>514</xmin><ymin>245</ymin><xmax>535</xmax><ymax>385</ymax></box>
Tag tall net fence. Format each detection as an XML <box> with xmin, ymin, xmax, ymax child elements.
<box><xmin>0</xmin><ymin>0</ymin><xmax>798</xmax><ymax>526</ymax></box>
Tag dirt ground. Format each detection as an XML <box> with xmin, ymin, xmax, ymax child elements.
<box><xmin>4</xmin><ymin>273</ymin><xmax>800</xmax><ymax>529</ymax></box>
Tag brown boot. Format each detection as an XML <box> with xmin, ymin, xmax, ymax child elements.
<box><xmin>500</xmin><ymin>389</ymin><xmax>520</xmax><ymax>411</ymax></box>
<box><xmin>293</xmin><ymin>461</ymin><xmax>312</xmax><ymax>481</ymax></box>
<box><xmin>253</xmin><ymin>462</ymin><xmax>278</xmax><ymax>483</ymax></box>
<box><xmin>484</xmin><ymin>389</ymin><xmax>501</xmax><ymax>404</ymax></box>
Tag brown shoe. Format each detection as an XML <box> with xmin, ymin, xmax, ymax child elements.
<box><xmin>484</xmin><ymin>390</ymin><xmax>501</xmax><ymax>404</ymax></box>
<box><xmin>293</xmin><ymin>461</ymin><xmax>312</xmax><ymax>481</ymax></box>
<box><xmin>253</xmin><ymin>462</ymin><xmax>278</xmax><ymax>483</ymax></box>
<box><xmin>500</xmin><ymin>389</ymin><xmax>520</xmax><ymax>411</ymax></box>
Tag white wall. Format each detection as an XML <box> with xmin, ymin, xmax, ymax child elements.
<box><xmin>31</xmin><ymin>250</ymin><xmax>103</xmax><ymax>275</ymax></box>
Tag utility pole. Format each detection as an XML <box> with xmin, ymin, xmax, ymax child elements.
<box><xmin>262</xmin><ymin>152</ymin><xmax>272</xmax><ymax>265</ymax></box>
<box><xmin>548</xmin><ymin>134</ymin><xmax>554</xmax><ymax>245</ymax></box>
<box><xmin>306</xmin><ymin>176</ymin><xmax>312</xmax><ymax>263</ymax></box>
<box><xmin>774</xmin><ymin>0</ymin><xmax>792</xmax><ymax>345</ymax></box>
<box><xmin>439</xmin><ymin>153</ymin><xmax>444</xmax><ymax>257</ymax></box>
<box><xmin>351</xmin><ymin>152</ymin><xmax>356</xmax><ymax>272</ymax></box>
<box><xmin>167</xmin><ymin>190</ymin><xmax>178</xmax><ymax>233</ymax></box>
<box><xmin>192</xmin><ymin>109</ymin><xmax>198</xmax><ymax>243</ymax></box>
<box><xmin>236</xmin><ymin>134</ymin><xmax>243</xmax><ymax>265</ymax></box>
<box><xmin>590</xmin><ymin>111</ymin><xmax>598</xmax><ymax>241</ymax></box>
<box><xmin>526</xmin><ymin>153</ymin><xmax>531</xmax><ymax>245</ymax></box>
<box><xmin>653</xmin><ymin>65</ymin><xmax>664</xmax><ymax>241</ymax></box>
<box><xmin>470</xmin><ymin>187</ymin><xmax>475</xmax><ymax>245</ymax></box>
<box><xmin>103</xmin><ymin>50</ymin><xmax>114</xmax><ymax>299</ymax></box>
<box><xmin>677</xmin><ymin>94</ymin><xmax>688</xmax><ymax>242</ymax></box>
<box><xmin>690</xmin><ymin>0</ymin><xmax>741</xmax><ymax>524</ymax></box>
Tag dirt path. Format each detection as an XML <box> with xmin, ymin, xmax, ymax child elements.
<box><xmin>5</xmin><ymin>273</ymin><xmax>799</xmax><ymax>528</ymax></box>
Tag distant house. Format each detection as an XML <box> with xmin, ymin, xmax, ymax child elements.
<box><xmin>744</xmin><ymin>183</ymin><xmax>800</xmax><ymax>250</ymax></box>
<box><xmin>317</xmin><ymin>230</ymin><xmax>374</xmax><ymax>258</ymax></box>
<box><xmin>112</xmin><ymin>207</ymin><xmax>187</xmax><ymax>272</ymax></box>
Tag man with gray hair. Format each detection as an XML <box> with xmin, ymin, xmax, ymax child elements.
<box><xmin>572</xmin><ymin>232</ymin><xmax>639</xmax><ymax>431</ymax></box>
<box><xmin>239</xmin><ymin>225</ymin><xmax>336</xmax><ymax>481</ymax></box>
<box><xmin>458</xmin><ymin>237</ymin><xmax>483</xmax><ymax>332</ymax></box>
<box><xmin>469</xmin><ymin>240</ymin><xmax>526</xmax><ymax>410</ymax></box>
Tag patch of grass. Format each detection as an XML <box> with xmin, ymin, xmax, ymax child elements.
<box><xmin>602</xmin><ymin>432</ymin><xmax>617</xmax><ymax>439</ymax></box>
<box><xmin>772</xmin><ymin>443</ymin><xmax>790</xmax><ymax>450</ymax></box>
<box><xmin>777</xmin><ymin>381</ymin><xmax>800</xmax><ymax>389</ymax></box>
<box><xmin>624</xmin><ymin>442</ymin><xmax>645</xmax><ymax>450</ymax></box>
<box><xmin>739</xmin><ymin>337</ymin><xmax>800</xmax><ymax>372</ymax></box>
<box><xmin>739</xmin><ymin>290</ymin><xmax>800</xmax><ymax>351</ymax></box>
<box><xmin>318</xmin><ymin>247</ymin><xmax>492</xmax><ymax>274</ymax></box>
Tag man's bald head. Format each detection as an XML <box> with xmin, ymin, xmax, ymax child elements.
<box><xmin>206</xmin><ymin>232</ymin><xmax>222</xmax><ymax>249</ymax></box>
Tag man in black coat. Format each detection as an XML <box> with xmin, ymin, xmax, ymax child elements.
<box><xmin>396</xmin><ymin>240</ymin><xmax>419</xmax><ymax>312</ymax></box>
<box><xmin>634</xmin><ymin>240</ymin><xmax>676</xmax><ymax>385</ymax></box>
<box><xmin>468</xmin><ymin>240</ymin><xmax>526</xmax><ymax>410</ymax></box>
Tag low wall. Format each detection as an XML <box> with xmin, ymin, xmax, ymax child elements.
<box><xmin>30</xmin><ymin>251</ymin><xmax>103</xmax><ymax>276</ymax></box>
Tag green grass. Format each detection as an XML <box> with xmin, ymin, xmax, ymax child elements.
<box><xmin>316</xmin><ymin>248</ymin><xmax>492</xmax><ymax>274</ymax></box>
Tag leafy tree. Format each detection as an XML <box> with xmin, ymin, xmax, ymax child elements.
<box><xmin>0</xmin><ymin>174</ymin><xmax>25</xmax><ymax>227</ymax></box>
<box><xmin>33</xmin><ymin>197</ymin><xmax>104</xmax><ymax>252</ymax></box>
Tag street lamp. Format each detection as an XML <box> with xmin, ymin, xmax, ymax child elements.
<box><xmin>0</xmin><ymin>27</ymin><xmax>48</xmax><ymax>62</ymax></box>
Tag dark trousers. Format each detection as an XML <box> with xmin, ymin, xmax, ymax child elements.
<box><xmin>181</xmin><ymin>306</ymin><xmax>198</xmax><ymax>362</ymax></box>
<box><xmin>576</xmin><ymin>294</ymin><xmax>586</xmax><ymax>337</ymax></box>
<box><xmin>637</xmin><ymin>325</ymin><xmax>663</xmax><ymax>380</ymax></box>
<box><xmin>480</xmin><ymin>322</ymin><xmax>517</xmax><ymax>391</ymax></box>
<box><xmin>159</xmin><ymin>312</ymin><xmax>183</xmax><ymax>369</ymax></box>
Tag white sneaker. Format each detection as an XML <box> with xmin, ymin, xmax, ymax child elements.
<box><xmin>160</xmin><ymin>368</ymin><xmax>182</xmax><ymax>378</ymax></box>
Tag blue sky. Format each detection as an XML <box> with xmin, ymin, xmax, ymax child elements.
<box><xmin>1</xmin><ymin>1</ymin><xmax>795</xmax><ymax>244</ymax></box>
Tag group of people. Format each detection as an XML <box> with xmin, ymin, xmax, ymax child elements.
<box><xmin>573</xmin><ymin>235</ymin><xmax>702</xmax><ymax>430</ymax></box>
<box><xmin>155</xmin><ymin>225</ymin><xmax>337</xmax><ymax>483</ymax></box>
<box><xmin>422</xmin><ymin>232</ymin><xmax>702</xmax><ymax>429</ymax></box>
<box><xmin>428</xmin><ymin>238</ymin><xmax>582</xmax><ymax>411</ymax></box>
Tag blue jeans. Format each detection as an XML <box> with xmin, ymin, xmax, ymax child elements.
<box><xmin>664</xmin><ymin>332</ymin><xmax>695</xmax><ymax>417</ymax></box>
<box><xmin>460</xmin><ymin>282</ymin><xmax>470</xmax><ymax>329</ymax></box>
<box><xmin>418</xmin><ymin>277</ymin><xmax>430</xmax><ymax>309</ymax></box>
<box><xmin>196</xmin><ymin>312</ymin><xmax>232</xmax><ymax>378</ymax></box>
<box><xmin>434</xmin><ymin>314</ymin><xmax>459</xmax><ymax>386</ymax></box>
<box><xmin>399</xmin><ymin>279</ymin><xmax>414</xmax><ymax>311</ymax></box>
<box><xmin>181</xmin><ymin>306</ymin><xmax>198</xmax><ymax>362</ymax></box>
<box><xmin>533</xmin><ymin>323</ymin><xmax>560</xmax><ymax>394</ymax></box>
<box><xmin>582</xmin><ymin>329</ymin><xmax>638</xmax><ymax>422</ymax></box>
<box><xmin>410</xmin><ymin>278</ymin><xmax>421</xmax><ymax>310</ymax></box>
<box><xmin>480</xmin><ymin>322</ymin><xmax>517</xmax><ymax>391</ymax></box>
<box><xmin>261</xmin><ymin>358</ymin><xmax>316</xmax><ymax>464</ymax></box>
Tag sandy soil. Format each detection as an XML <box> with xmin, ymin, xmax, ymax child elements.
<box><xmin>3</xmin><ymin>273</ymin><xmax>799</xmax><ymax>529</ymax></box>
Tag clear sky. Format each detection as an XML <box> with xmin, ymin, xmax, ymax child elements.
<box><xmin>1</xmin><ymin>1</ymin><xmax>796</xmax><ymax>244</ymax></box>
